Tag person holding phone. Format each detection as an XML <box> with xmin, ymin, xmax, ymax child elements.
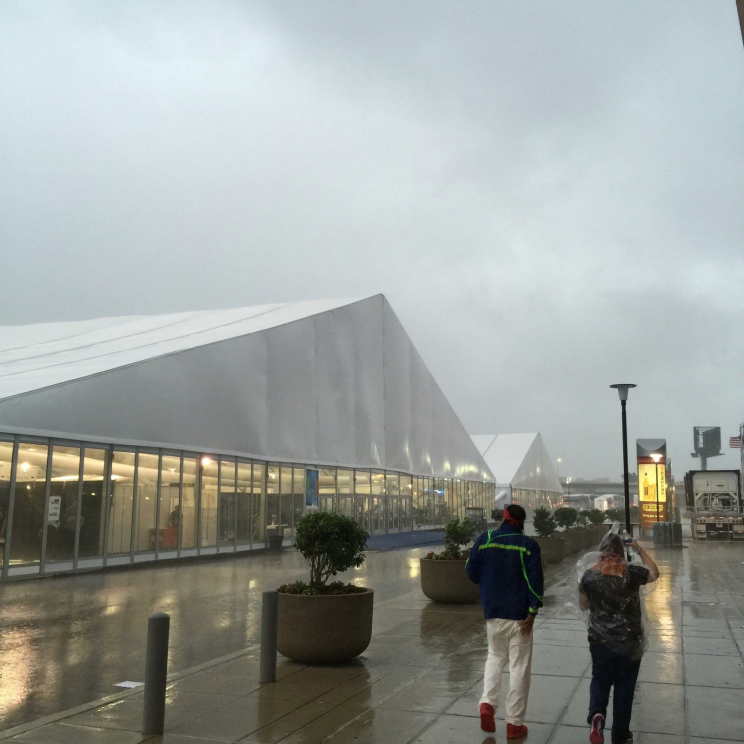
<box><xmin>579</xmin><ymin>532</ymin><xmax>659</xmax><ymax>744</ymax></box>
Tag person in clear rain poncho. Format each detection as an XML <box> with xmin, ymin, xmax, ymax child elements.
<box><xmin>578</xmin><ymin>531</ymin><xmax>659</xmax><ymax>744</ymax></box>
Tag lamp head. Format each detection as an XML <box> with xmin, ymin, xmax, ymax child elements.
<box><xmin>610</xmin><ymin>383</ymin><xmax>636</xmax><ymax>402</ymax></box>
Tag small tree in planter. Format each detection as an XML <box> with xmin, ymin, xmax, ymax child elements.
<box><xmin>426</xmin><ymin>517</ymin><xmax>477</xmax><ymax>560</ymax></box>
<box><xmin>421</xmin><ymin>517</ymin><xmax>480</xmax><ymax>603</ymax></box>
<box><xmin>533</xmin><ymin>507</ymin><xmax>564</xmax><ymax>564</ymax></box>
<box><xmin>554</xmin><ymin>506</ymin><xmax>584</xmax><ymax>554</ymax></box>
<box><xmin>533</xmin><ymin>507</ymin><xmax>557</xmax><ymax>537</ymax></box>
<box><xmin>276</xmin><ymin>512</ymin><xmax>374</xmax><ymax>663</ymax></box>
<box><xmin>279</xmin><ymin>512</ymin><xmax>369</xmax><ymax>595</ymax></box>
<box><xmin>588</xmin><ymin>509</ymin><xmax>605</xmax><ymax>526</ymax></box>
<box><xmin>554</xmin><ymin>506</ymin><xmax>578</xmax><ymax>531</ymax></box>
<box><xmin>575</xmin><ymin>511</ymin><xmax>589</xmax><ymax>527</ymax></box>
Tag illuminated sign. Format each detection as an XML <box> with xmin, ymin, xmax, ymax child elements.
<box><xmin>638</xmin><ymin>462</ymin><xmax>667</xmax><ymax>526</ymax></box>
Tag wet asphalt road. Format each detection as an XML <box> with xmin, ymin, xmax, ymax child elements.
<box><xmin>0</xmin><ymin>546</ymin><xmax>435</xmax><ymax>731</ymax></box>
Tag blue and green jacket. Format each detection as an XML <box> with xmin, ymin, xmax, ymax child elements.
<box><xmin>465</xmin><ymin>525</ymin><xmax>544</xmax><ymax>620</ymax></box>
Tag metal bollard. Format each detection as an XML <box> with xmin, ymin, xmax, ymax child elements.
<box><xmin>142</xmin><ymin>612</ymin><xmax>170</xmax><ymax>735</ymax></box>
<box><xmin>259</xmin><ymin>589</ymin><xmax>278</xmax><ymax>683</ymax></box>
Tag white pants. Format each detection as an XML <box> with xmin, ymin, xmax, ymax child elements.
<box><xmin>480</xmin><ymin>618</ymin><xmax>534</xmax><ymax>726</ymax></box>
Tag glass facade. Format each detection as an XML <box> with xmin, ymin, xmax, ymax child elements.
<box><xmin>0</xmin><ymin>432</ymin><xmax>496</xmax><ymax>579</ymax></box>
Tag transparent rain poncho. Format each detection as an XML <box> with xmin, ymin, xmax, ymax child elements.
<box><xmin>576</xmin><ymin>524</ymin><xmax>655</xmax><ymax>659</ymax></box>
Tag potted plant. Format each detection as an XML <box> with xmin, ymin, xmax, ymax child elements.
<box><xmin>587</xmin><ymin>508</ymin><xmax>608</xmax><ymax>541</ymax></box>
<box><xmin>277</xmin><ymin>512</ymin><xmax>373</xmax><ymax>664</ymax></box>
<box><xmin>575</xmin><ymin>511</ymin><xmax>595</xmax><ymax>548</ymax></box>
<box><xmin>554</xmin><ymin>506</ymin><xmax>583</xmax><ymax>554</ymax></box>
<box><xmin>420</xmin><ymin>517</ymin><xmax>480</xmax><ymax>603</ymax></box>
<box><xmin>491</xmin><ymin>507</ymin><xmax>504</xmax><ymax>524</ymax></box>
<box><xmin>532</xmin><ymin>507</ymin><xmax>565</xmax><ymax>564</ymax></box>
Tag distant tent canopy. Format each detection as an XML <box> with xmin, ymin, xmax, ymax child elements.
<box><xmin>471</xmin><ymin>433</ymin><xmax>564</xmax><ymax>515</ymax></box>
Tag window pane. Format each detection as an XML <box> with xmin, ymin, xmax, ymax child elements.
<box><xmin>236</xmin><ymin>462</ymin><xmax>252</xmax><ymax>544</ymax></box>
<box><xmin>79</xmin><ymin>448</ymin><xmax>106</xmax><ymax>559</ymax></box>
<box><xmin>386</xmin><ymin>473</ymin><xmax>400</xmax><ymax>496</ymax></box>
<box><xmin>108</xmin><ymin>450</ymin><xmax>135</xmax><ymax>555</ymax></box>
<box><xmin>10</xmin><ymin>443</ymin><xmax>48</xmax><ymax>564</ymax></box>
<box><xmin>0</xmin><ymin>442</ymin><xmax>13</xmax><ymax>565</ymax></box>
<box><xmin>337</xmin><ymin>470</ymin><xmax>352</xmax><ymax>494</ymax></box>
<box><xmin>292</xmin><ymin>467</ymin><xmax>304</xmax><ymax>535</ymax></box>
<box><xmin>318</xmin><ymin>468</ymin><xmax>335</xmax><ymax>514</ymax></box>
<box><xmin>279</xmin><ymin>467</ymin><xmax>293</xmax><ymax>537</ymax></box>
<box><xmin>135</xmin><ymin>453</ymin><xmax>158</xmax><ymax>552</ymax></box>
<box><xmin>252</xmin><ymin>463</ymin><xmax>265</xmax><ymax>543</ymax></box>
<box><xmin>159</xmin><ymin>456</ymin><xmax>180</xmax><ymax>551</ymax></box>
<box><xmin>267</xmin><ymin>465</ymin><xmax>280</xmax><ymax>533</ymax></box>
<box><xmin>371</xmin><ymin>471</ymin><xmax>384</xmax><ymax>495</ymax></box>
<box><xmin>181</xmin><ymin>458</ymin><xmax>197</xmax><ymax>549</ymax></box>
<box><xmin>200</xmin><ymin>457</ymin><xmax>218</xmax><ymax>547</ymax></box>
<box><xmin>47</xmin><ymin>445</ymin><xmax>81</xmax><ymax>563</ymax></box>
<box><xmin>219</xmin><ymin>460</ymin><xmax>236</xmax><ymax>547</ymax></box>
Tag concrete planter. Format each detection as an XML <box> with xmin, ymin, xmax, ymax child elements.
<box><xmin>277</xmin><ymin>589</ymin><xmax>374</xmax><ymax>664</ymax></box>
<box><xmin>420</xmin><ymin>558</ymin><xmax>480</xmax><ymax>604</ymax></box>
<box><xmin>561</xmin><ymin>529</ymin><xmax>585</xmax><ymax>554</ymax></box>
<box><xmin>534</xmin><ymin>536</ymin><xmax>565</xmax><ymax>564</ymax></box>
<box><xmin>580</xmin><ymin>528</ymin><xmax>596</xmax><ymax>549</ymax></box>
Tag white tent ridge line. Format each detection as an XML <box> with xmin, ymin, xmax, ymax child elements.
<box><xmin>0</xmin><ymin>295</ymin><xmax>495</xmax><ymax>481</ymax></box>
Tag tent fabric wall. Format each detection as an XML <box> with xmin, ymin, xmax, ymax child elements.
<box><xmin>0</xmin><ymin>295</ymin><xmax>494</xmax><ymax>481</ymax></box>
<box><xmin>471</xmin><ymin>433</ymin><xmax>562</xmax><ymax>494</ymax></box>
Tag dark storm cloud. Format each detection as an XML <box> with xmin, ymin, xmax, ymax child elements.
<box><xmin>1</xmin><ymin>1</ymin><xmax>742</xmax><ymax>478</ymax></box>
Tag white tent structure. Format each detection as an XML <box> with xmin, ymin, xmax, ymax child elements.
<box><xmin>471</xmin><ymin>433</ymin><xmax>563</xmax><ymax>514</ymax></box>
<box><xmin>0</xmin><ymin>294</ymin><xmax>495</xmax><ymax>579</ymax></box>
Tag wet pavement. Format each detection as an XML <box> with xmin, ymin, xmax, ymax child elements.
<box><xmin>0</xmin><ymin>547</ymin><xmax>430</xmax><ymax>730</ymax></box>
<box><xmin>2</xmin><ymin>539</ymin><xmax>744</xmax><ymax>743</ymax></box>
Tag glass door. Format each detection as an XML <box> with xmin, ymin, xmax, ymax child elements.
<box><xmin>401</xmin><ymin>496</ymin><xmax>412</xmax><ymax>532</ymax></box>
<box><xmin>387</xmin><ymin>497</ymin><xmax>399</xmax><ymax>533</ymax></box>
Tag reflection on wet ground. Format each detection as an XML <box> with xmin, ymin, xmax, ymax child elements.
<box><xmin>0</xmin><ymin>547</ymin><xmax>431</xmax><ymax>730</ymax></box>
<box><xmin>2</xmin><ymin>540</ymin><xmax>744</xmax><ymax>743</ymax></box>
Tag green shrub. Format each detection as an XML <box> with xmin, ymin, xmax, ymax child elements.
<box><xmin>533</xmin><ymin>507</ymin><xmax>557</xmax><ymax>537</ymax></box>
<box><xmin>428</xmin><ymin>517</ymin><xmax>477</xmax><ymax>560</ymax></box>
<box><xmin>587</xmin><ymin>509</ymin><xmax>605</xmax><ymax>526</ymax></box>
<box><xmin>575</xmin><ymin>511</ymin><xmax>589</xmax><ymax>527</ymax></box>
<box><xmin>554</xmin><ymin>506</ymin><xmax>578</xmax><ymax>530</ymax></box>
<box><xmin>604</xmin><ymin>508</ymin><xmax>621</xmax><ymax>522</ymax></box>
<box><xmin>491</xmin><ymin>508</ymin><xmax>504</xmax><ymax>523</ymax></box>
<box><xmin>293</xmin><ymin>512</ymin><xmax>368</xmax><ymax>589</ymax></box>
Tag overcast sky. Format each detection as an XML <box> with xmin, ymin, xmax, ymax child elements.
<box><xmin>1</xmin><ymin>1</ymin><xmax>743</xmax><ymax>480</ymax></box>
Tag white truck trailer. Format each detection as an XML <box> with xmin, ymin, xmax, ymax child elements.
<box><xmin>684</xmin><ymin>470</ymin><xmax>742</xmax><ymax>541</ymax></box>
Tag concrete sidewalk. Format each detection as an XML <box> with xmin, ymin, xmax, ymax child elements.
<box><xmin>2</xmin><ymin>541</ymin><xmax>744</xmax><ymax>744</ymax></box>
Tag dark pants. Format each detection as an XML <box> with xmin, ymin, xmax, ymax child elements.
<box><xmin>587</xmin><ymin>643</ymin><xmax>642</xmax><ymax>744</ymax></box>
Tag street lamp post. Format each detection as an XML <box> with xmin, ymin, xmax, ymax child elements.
<box><xmin>610</xmin><ymin>384</ymin><xmax>636</xmax><ymax>540</ymax></box>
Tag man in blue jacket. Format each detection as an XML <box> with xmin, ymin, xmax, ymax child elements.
<box><xmin>466</xmin><ymin>504</ymin><xmax>543</xmax><ymax>738</ymax></box>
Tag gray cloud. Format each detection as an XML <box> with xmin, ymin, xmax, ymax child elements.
<box><xmin>1</xmin><ymin>0</ymin><xmax>742</xmax><ymax>478</ymax></box>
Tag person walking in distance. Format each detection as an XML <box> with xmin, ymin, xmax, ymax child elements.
<box><xmin>579</xmin><ymin>532</ymin><xmax>659</xmax><ymax>744</ymax></box>
<box><xmin>466</xmin><ymin>504</ymin><xmax>543</xmax><ymax>738</ymax></box>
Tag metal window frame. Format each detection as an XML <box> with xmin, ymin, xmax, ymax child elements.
<box><xmin>218</xmin><ymin>458</ymin><xmax>237</xmax><ymax>552</ymax></box>
<box><xmin>8</xmin><ymin>439</ymin><xmax>51</xmax><ymax>571</ymax></box>
<box><xmin>2</xmin><ymin>437</ymin><xmax>20</xmax><ymax>580</ymax></box>
<box><xmin>38</xmin><ymin>443</ymin><xmax>55</xmax><ymax>570</ymax></box>
<box><xmin>180</xmin><ymin>452</ymin><xmax>199</xmax><ymax>553</ymax></box>
<box><xmin>236</xmin><ymin>459</ymin><xmax>252</xmax><ymax>549</ymax></box>
<box><xmin>156</xmin><ymin>450</ymin><xmax>180</xmax><ymax>559</ymax></box>
<box><xmin>154</xmin><ymin>451</ymin><xmax>163</xmax><ymax>559</ymax></box>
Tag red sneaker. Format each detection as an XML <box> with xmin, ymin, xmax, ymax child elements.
<box><xmin>590</xmin><ymin>713</ymin><xmax>605</xmax><ymax>744</ymax></box>
<box><xmin>506</xmin><ymin>723</ymin><xmax>528</xmax><ymax>739</ymax></box>
<box><xmin>479</xmin><ymin>703</ymin><xmax>496</xmax><ymax>733</ymax></box>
